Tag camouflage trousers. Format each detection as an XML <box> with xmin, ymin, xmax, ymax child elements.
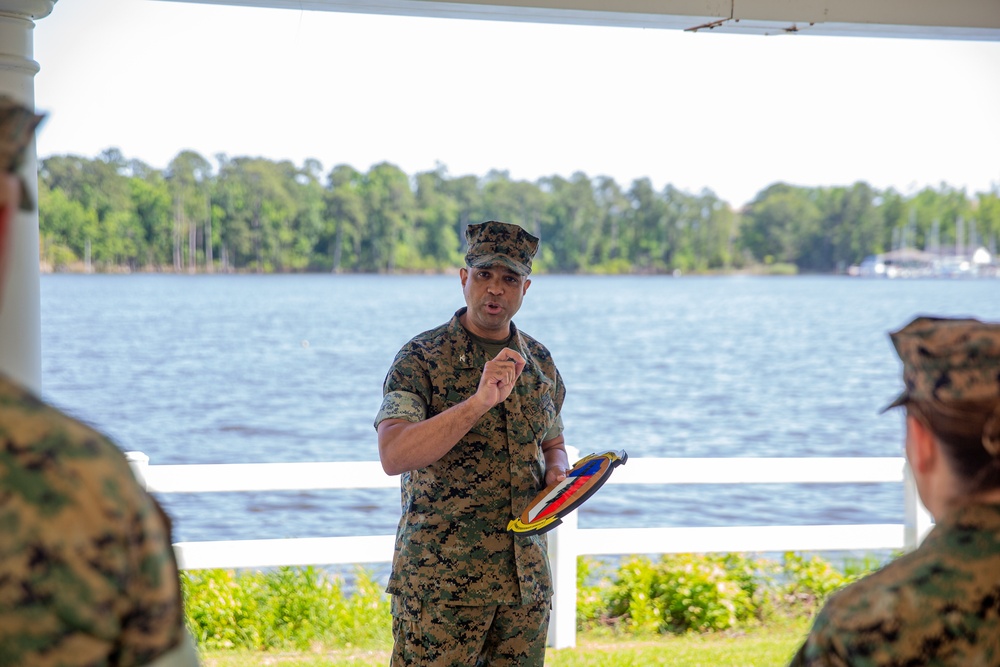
<box><xmin>390</xmin><ymin>595</ymin><xmax>550</xmax><ymax>667</ymax></box>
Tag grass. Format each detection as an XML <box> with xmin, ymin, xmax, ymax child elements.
<box><xmin>197</xmin><ymin>616</ymin><xmax>811</xmax><ymax>667</ymax></box>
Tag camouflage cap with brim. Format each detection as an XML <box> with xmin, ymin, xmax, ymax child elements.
<box><xmin>881</xmin><ymin>316</ymin><xmax>1000</xmax><ymax>413</ymax></box>
<box><xmin>0</xmin><ymin>96</ymin><xmax>45</xmax><ymax>212</ymax></box>
<box><xmin>465</xmin><ymin>220</ymin><xmax>539</xmax><ymax>276</ymax></box>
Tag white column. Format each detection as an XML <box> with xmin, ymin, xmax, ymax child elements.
<box><xmin>0</xmin><ymin>1</ymin><xmax>55</xmax><ymax>394</ymax></box>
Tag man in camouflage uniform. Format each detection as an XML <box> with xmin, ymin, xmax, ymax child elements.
<box><xmin>375</xmin><ymin>220</ymin><xmax>570</xmax><ymax>666</ymax></box>
<box><xmin>789</xmin><ymin>316</ymin><xmax>1000</xmax><ymax>666</ymax></box>
<box><xmin>0</xmin><ymin>97</ymin><xmax>199</xmax><ymax>666</ymax></box>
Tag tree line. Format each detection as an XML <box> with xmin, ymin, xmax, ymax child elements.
<box><xmin>37</xmin><ymin>148</ymin><xmax>1000</xmax><ymax>274</ymax></box>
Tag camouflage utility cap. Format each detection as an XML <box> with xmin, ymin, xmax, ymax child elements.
<box><xmin>882</xmin><ymin>316</ymin><xmax>1000</xmax><ymax>412</ymax></box>
<box><xmin>465</xmin><ymin>220</ymin><xmax>539</xmax><ymax>276</ymax></box>
<box><xmin>0</xmin><ymin>95</ymin><xmax>45</xmax><ymax>212</ymax></box>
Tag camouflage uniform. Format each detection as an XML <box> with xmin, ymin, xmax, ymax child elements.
<box><xmin>790</xmin><ymin>316</ymin><xmax>1000</xmax><ymax>666</ymax></box>
<box><xmin>376</xmin><ymin>309</ymin><xmax>565</xmax><ymax>607</ymax></box>
<box><xmin>788</xmin><ymin>502</ymin><xmax>1000</xmax><ymax>666</ymax></box>
<box><xmin>376</xmin><ymin>222</ymin><xmax>566</xmax><ymax>666</ymax></box>
<box><xmin>0</xmin><ymin>374</ymin><xmax>198</xmax><ymax>667</ymax></box>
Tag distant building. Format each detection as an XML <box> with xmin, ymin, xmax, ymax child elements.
<box><xmin>849</xmin><ymin>246</ymin><xmax>997</xmax><ymax>279</ymax></box>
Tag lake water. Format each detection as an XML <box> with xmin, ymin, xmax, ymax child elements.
<box><xmin>39</xmin><ymin>274</ymin><xmax>1000</xmax><ymax>550</ymax></box>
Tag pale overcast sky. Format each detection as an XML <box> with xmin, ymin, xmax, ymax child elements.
<box><xmin>31</xmin><ymin>0</ymin><xmax>1000</xmax><ymax>207</ymax></box>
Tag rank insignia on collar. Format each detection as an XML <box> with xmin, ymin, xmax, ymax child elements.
<box><xmin>507</xmin><ymin>449</ymin><xmax>628</xmax><ymax>536</ymax></box>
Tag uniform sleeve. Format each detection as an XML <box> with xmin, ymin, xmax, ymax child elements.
<box><xmin>374</xmin><ymin>343</ymin><xmax>432</xmax><ymax>428</ymax></box>
<box><xmin>542</xmin><ymin>413</ymin><xmax>563</xmax><ymax>441</ymax></box>
<box><xmin>374</xmin><ymin>390</ymin><xmax>427</xmax><ymax>427</ymax></box>
<box><xmin>543</xmin><ymin>365</ymin><xmax>566</xmax><ymax>441</ymax></box>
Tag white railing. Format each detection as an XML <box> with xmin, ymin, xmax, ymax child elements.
<box><xmin>125</xmin><ymin>450</ymin><xmax>933</xmax><ymax>650</ymax></box>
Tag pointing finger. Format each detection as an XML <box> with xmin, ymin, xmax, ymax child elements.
<box><xmin>496</xmin><ymin>348</ymin><xmax>526</xmax><ymax>376</ymax></box>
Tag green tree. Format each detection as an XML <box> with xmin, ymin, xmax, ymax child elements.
<box><xmin>541</xmin><ymin>172</ymin><xmax>601</xmax><ymax>272</ymax></box>
<box><xmin>905</xmin><ymin>184</ymin><xmax>973</xmax><ymax>254</ymax></box>
<box><xmin>213</xmin><ymin>157</ymin><xmax>298</xmax><ymax>271</ymax></box>
<box><xmin>811</xmin><ymin>182</ymin><xmax>882</xmax><ymax>272</ymax></box>
<box><xmin>740</xmin><ymin>183</ymin><xmax>820</xmax><ymax>268</ymax></box>
<box><xmin>167</xmin><ymin>150</ymin><xmax>213</xmax><ymax>272</ymax></box>
<box><xmin>42</xmin><ymin>149</ymin><xmax>142</xmax><ymax>269</ymax></box>
<box><xmin>324</xmin><ymin>164</ymin><xmax>367</xmax><ymax>272</ymax></box>
<box><xmin>592</xmin><ymin>176</ymin><xmax>632</xmax><ymax>272</ymax></box>
<box><xmin>700</xmin><ymin>190</ymin><xmax>738</xmax><ymax>270</ymax></box>
<box><xmin>36</xmin><ymin>145</ymin><xmax>997</xmax><ymax>276</ymax></box>
<box><xmin>257</xmin><ymin>160</ymin><xmax>300</xmax><ymax>272</ymax></box>
<box><xmin>625</xmin><ymin>177</ymin><xmax>669</xmax><ymax>272</ymax></box>
<box><xmin>363</xmin><ymin>162</ymin><xmax>414</xmax><ymax>272</ymax></box>
<box><xmin>413</xmin><ymin>167</ymin><xmax>462</xmax><ymax>270</ymax></box>
<box><xmin>440</xmin><ymin>173</ymin><xmax>483</xmax><ymax>258</ymax></box>
<box><xmin>128</xmin><ymin>166</ymin><xmax>173</xmax><ymax>268</ymax></box>
<box><xmin>213</xmin><ymin>154</ymin><xmax>253</xmax><ymax>270</ymax></box>
<box><xmin>37</xmin><ymin>178</ymin><xmax>95</xmax><ymax>269</ymax></box>
<box><xmin>288</xmin><ymin>158</ymin><xmax>326</xmax><ymax>272</ymax></box>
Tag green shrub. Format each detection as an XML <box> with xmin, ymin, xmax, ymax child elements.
<box><xmin>842</xmin><ymin>553</ymin><xmax>892</xmax><ymax>580</ymax></box>
<box><xmin>181</xmin><ymin>552</ymin><xmax>887</xmax><ymax>652</ymax></box>
<box><xmin>720</xmin><ymin>552</ymin><xmax>777</xmax><ymax>622</ymax></box>
<box><xmin>761</xmin><ymin>262</ymin><xmax>799</xmax><ymax>275</ymax></box>
<box><xmin>589</xmin><ymin>258</ymin><xmax>635</xmax><ymax>275</ymax></box>
<box><xmin>778</xmin><ymin>552</ymin><xmax>883</xmax><ymax>614</ymax></box>
<box><xmin>328</xmin><ymin>568</ymin><xmax>393</xmax><ymax>648</ymax></box>
<box><xmin>181</xmin><ymin>568</ymin><xmax>268</xmax><ymax>649</ymax></box>
<box><xmin>781</xmin><ymin>551</ymin><xmax>847</xmax><ymax>609</ymax></box>
<box><xmin>603</xmin><ymin>554</ymin><xmax>761</xmax><ymax>634</ymax></box>
<box><xmin>260</xmin><ymin>566</ymin><xmax>333</xmax><ymax>649</ymax></box>
<box><xmin>581</xmin><ymin>552</ymin><xmax>883</xmax><ymax>636</ymax></box>
<box><xmin>181</xmin><ymin>566</ymin><xmax>390</xmax><ymax>651</ymax></box>
<box><xmin>576</xmin><ymin>556</ymin><xmax>615</xmax><ymax>630</ymax></box>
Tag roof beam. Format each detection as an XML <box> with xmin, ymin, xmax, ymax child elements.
<box><xmin>157</xmin><ymin>0</ymin><xmax>1000</xmax><ymax>40</ymax></box>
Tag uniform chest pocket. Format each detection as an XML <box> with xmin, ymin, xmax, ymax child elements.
<box><xmin>428</xmin><ymin>372</ymin><xmax>480</xmax><ymax>415</ymax></box>
<box><xmin>521</xmin><ymin>378</ymin><xmax>557</xmax><ymax>442</ymax></box>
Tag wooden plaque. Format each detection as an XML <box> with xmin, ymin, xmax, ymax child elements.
<box><xmin>507</xmin><ymin>449</ymin><xmax>628</xmax><ymax>536</ymax></box>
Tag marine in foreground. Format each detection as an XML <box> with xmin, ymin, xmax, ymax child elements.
<box><xmin>789</xmin><ymin>315</ymin><xmax>1000</xmax><ymax>666</ymax></box>
<box><xmin>0</xmin><ymin>96</ymin><xmax>199</xmax><ymax>667</ymax></box>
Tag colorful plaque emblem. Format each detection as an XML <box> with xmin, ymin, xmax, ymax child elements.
<box><xmin>507</xmin><ymin>449</ymin><xmax>628</xmax><ymax>535</ymax></box>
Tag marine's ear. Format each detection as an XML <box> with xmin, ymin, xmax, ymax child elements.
<box><xmin>905</xmin><ymin>413</ymin><xmax>938</xmax><ymax>475</ymax></box>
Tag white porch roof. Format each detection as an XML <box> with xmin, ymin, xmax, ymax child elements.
<box><xmin>159</xmin><ymin>0</ymin><xmax>1000</xmax><ymax>41</ymax></box>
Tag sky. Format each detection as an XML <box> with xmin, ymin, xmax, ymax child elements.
<box><xmin>30</xmin><ymin>0</ymin><xmax>1000</xmax><ymax>208</ymax></box>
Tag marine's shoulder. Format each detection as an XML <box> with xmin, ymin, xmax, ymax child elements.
<box><xmin>802</xmin><ymin>526</ymin><xmax>1000</xmax><ymax>665</ymax></box>
<box><xmin>0</xmin><ymin>375</ymin><xmax>133</xmax><ymax>477</ymax></box>
<box><xmin>393</xmin><ymin>320</ymin><xmax>457</xmax><ymax>366</ymax></box>
<box><xmin>514</xmin><ymin>327</ymin><xmax>556</xmax><ymax>364</ymax></box>
<box><xmin>405</xmin><ymin>319</ymin><xmax>455</xmax><ymax>348</ymax></box>
<box><xmin>816</xmin><ymin>529</ymin><xmax>992</xmax><ymax>626</ymax></box>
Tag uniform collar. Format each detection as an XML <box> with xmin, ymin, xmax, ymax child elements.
<box><xmin>923</xmin><ymin>501</ymin><xmax>1000</xmax><ymax>545</ymax></box>
<box><xmin>447</xmin><ymin>307</ymin><xmax>529</xmax><ymax>371</ymax></box>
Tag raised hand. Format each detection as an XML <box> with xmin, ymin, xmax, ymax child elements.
<box><xmin>476</xmin><ymin>347</ymin><xmax>526</xmax><ymax>408</ymax></box>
